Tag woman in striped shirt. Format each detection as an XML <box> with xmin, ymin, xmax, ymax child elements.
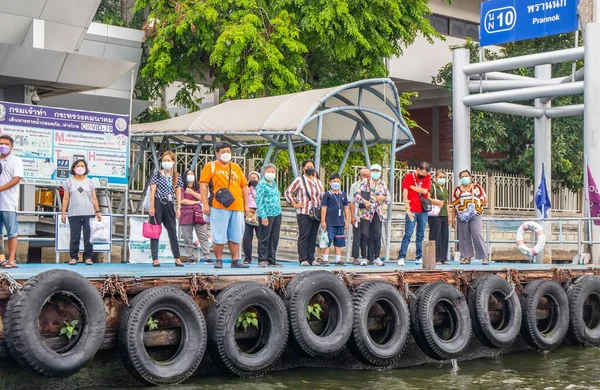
<box><xmin>284</xmin><ymin>160</ymin><xmax>325</xmax><ymax>266</ymax></box>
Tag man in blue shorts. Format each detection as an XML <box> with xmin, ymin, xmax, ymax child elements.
<box><xmin>0</xmin><ymin>135</ymin><xmax>24</xmax><ymax>269</ymax></box>
<box><xmin>320</xmin><ymin>173</ymin><xmax>349</xmax><ymax>266</ymax></box>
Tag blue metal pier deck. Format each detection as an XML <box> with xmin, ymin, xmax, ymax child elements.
<box><xmin>2</xmin><ymin>260</ymin><xmax>590</xmax><ymax>280</ymax></box>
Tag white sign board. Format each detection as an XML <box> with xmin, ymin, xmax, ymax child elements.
<box><xmin>128</xmin><ymin>217</ymin><xmax>191</xmax><ymax>263</ymax></box>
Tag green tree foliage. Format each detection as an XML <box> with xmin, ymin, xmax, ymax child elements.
<box><xmin>433</xmin><ymin>35</ymin><xmax>583</xmax><ymax>191</ymax></box>
<box><xmin>132</xmin><ymin>0</ymin><xmax>437</xmax><ymax>176</ymax></box>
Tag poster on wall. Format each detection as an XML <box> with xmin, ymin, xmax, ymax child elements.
<box><xmin>56</xmin><ymin>216</ymin><xmax>113</xmax><ymax>253</ymax></box>
<box><xmin>0</xmin><ymin>101</ymin><xmax>129</xmax><ymax>189</ymax></box>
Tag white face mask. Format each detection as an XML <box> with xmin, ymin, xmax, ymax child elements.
<box><xmin>162</xmin><ymin>161</ymin><xmax>173</xmax><ymax>170</ymax></box>
<box><xmin>265</xmin><ymin>172</ymin><xmax>276</xmax><ymax>182</ymax></box>
<box><xmin>220</xmin><ymin>152</ymin><xmax>232</xmax><ymax>163</ymax></box>
<box><xmin>187</xmin><ymin>175</ymin><xmax>195</xmax><ymax>183</ymax></box>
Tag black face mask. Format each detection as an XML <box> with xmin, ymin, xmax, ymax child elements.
<box><xmin>249</xmin><ymin>180</ymin><xmax>258</xmax><ymax>187</ymax></box>
<box><xmin>305</xmin><ymin>168</ymin><xmax>315</xmax><ymax>176</ymax></box>
<box><xmin>417</xmin><ymin>173</ymin><xmax>426</xmax><ymax>179</ymax></box>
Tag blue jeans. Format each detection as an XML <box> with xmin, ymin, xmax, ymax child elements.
<box><xmin>398</xmin><ymin>212</ymin><xmax>428</xmax><ymax>259</ymax></box>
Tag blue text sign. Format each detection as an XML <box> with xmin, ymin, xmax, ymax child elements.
<box><xmin>480</xmin><ymin>0</ymin><xmax>579</xmax><ymax>46</ymax></box>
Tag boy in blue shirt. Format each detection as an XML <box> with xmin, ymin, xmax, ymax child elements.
<box><xmin>320</xmin><ymin>173</ymin><xmax>350</xmax><ymax>266</ymax></box>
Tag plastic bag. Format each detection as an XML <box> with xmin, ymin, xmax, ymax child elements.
<box><xmin>142</xmin><ymin>190</ymin><xmax>151</xmax><ymax>210</ymax></box>
<box><xmin>90</xmin><ymin>218</ymin><xmax>110</xmax><ymax>244</ymax></box>
<box><xmin>318</xmin><ymin>227</ymin><xmax>329</xmax><ymax>249</ymax></box>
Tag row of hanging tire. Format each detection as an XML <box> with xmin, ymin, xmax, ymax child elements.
<box><xmin>3</xmin><ymin>269</ymin><xmax>600</xmax><ymax>386</ymax></box>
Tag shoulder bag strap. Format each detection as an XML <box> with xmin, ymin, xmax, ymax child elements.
<box><xmin>228</xmin><ymin>163</ymin><xmax>232</xmax><ymax>189</ymax></box>
<box><xmin>300</xmin><ymin>175</ymin><xmax>311</xmax><ymax>201</ymax></box>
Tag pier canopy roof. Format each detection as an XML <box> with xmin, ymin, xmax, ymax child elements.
<box><xmin>131</xmin><ymin>78</ymin><xmax>414</xmax><ymax>146</ymax></box>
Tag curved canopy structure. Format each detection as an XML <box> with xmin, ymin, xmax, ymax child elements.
<box><xmin>131</xmin><ymin>78</ymin><xmax>414</xmax><ymax>145</ymax></box>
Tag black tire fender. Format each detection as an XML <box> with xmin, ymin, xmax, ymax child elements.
<box><xmin>468</xmin><ymin>275</ymin><xmax>522</xmax><ymax>348</ymax></box>
<box><xmin>207</xmin><ymin>282</ymin><xmax>289</xmax><ymax>377</ymax></box>
<box><xmin>347</xmin><ymin>281</ymin><xmax>410</xmax><ymax>366</ymax></box>
<box><xmin>412</xmin><ymin>282</ymin><xmax>471</xmax><ymax>360</ymax></box>
<box><xmin>5</xmin><ymin>269</ymin><xmax>106</xmax><ymax>377</ymax></box>
<box><xmin>117</xmin><ymin>287</ymin><xmax>207</xmax><ymax>385</ymax></box>
<box><xmin>519</xmin><ymin>279</ymin><xmax>569</xmax><ymax>351</ymax></box>
<box><xmin>286</xmin><ymin>271</ymin><xmax>353</xmax><ymax>357</ymax></box>
<box><xmin>566</xmin><ymin>276</ymin><xmax>600</xmax><ymax>346</ymax></box>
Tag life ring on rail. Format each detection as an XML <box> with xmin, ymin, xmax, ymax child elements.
<box><xmin>516</xmin><ymin>221</ymin><xmax>546</xmax><ymax>258</ymax></box>
<box><xmin>409</xmin><ymin>282</ymin><xmax>471</xmax><ymax>360</ymax></box>
<box><xmin>207</xmin><ymin>282</ymin><xmax>288</xmax><ymax>377</ymax></box>
<box><xmin>117</xmin><ymin>287</ymin><xmax>207</xmax><ymax>385</ymax></box>
<box><xmin>286</xmin><ymin>271</ymin><xmax>353</xmax><ymax>357</ymax></box>
<box><xmin>519</xmin><ymin>279</ymin><xmax>569</xmax><ymax>350</ymax></box>
<box><xmin>5</xmin><ymin>270</ymin><xmax>106</xmax><ymax>377</ymax></box>
<box><xmin>347</xmin><ymin>281</ymin><xmax>410</xmax><ymax>366</ymax></box>
<box><xmin>467</xmin><ymin>275</ymin><xmax>522</xmax><ymax>348</ymax></box>
<box><xmin>566</xmin><ymin>276</ymin><xmax>600</xmax><ymax>346</ymax></box>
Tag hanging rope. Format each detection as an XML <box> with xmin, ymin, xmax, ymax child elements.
<box><xmin>552</xmin><ymin>268</ymin><xmax>573</xmax><ymax>284</ymax></box>
<box><xmin>333</xmin><ymin>270</ymin><xmax>356</xmax><ymax>291</ymax></box>
<box><xmin>504</xmin><ymin>269</ymin><xmax>525</xmax><ymax>300</ymax></box>
<box><xmin>0</xmin><ymin>272</ymin><xmax>22</xmax><ymax>294</ymax></box>
<box><xmin>395</xmin><ymin>270</ymin><xmax>415</xmax><ymax>302</ymax></box>
<box><xmin>452</xmin><ymin>269</ymin><xmax>473</xmax><ymax>297</ymax></box>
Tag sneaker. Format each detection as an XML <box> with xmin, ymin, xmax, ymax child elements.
<box><xmin>374</xmin><ymin>259</ymin><xmax>385</xmax><ymax>266</ymax></box>
<box><xmin>359</xmin><ymin>258</ymin><xmax>368</xmax><ymax>266</ymax></box>
<box><xmin>204</xmin><ymin>258</ymin><xmax>214</xmax><ymax>264</ymax></box>
<box><xmin>258</xmin><ymin>261</ymin><xmax>268</xmax><ymax>267</ymax></box>
<box><xmin>414</xmin><ymin>258</ymin><xmax>422</xmax><ymax>265</ymax></box>
<box><xmin>352</xmin><ymin>258</ymin><xmax>360</xmax><ymax>266</ymax></box>
<box><xmin>397</xmin><ymin>258</ymin><xmax>405</xmax><ymax>266</ymax></box>
<box><xmin>335</xmin><ymin>261</ymin><xmax>346</xmax><ymax>266</ymax></box>
<box><xmin>301</xmin><ymin>261</ymin><xmax>310</xmax><ymax>266</ymax></box>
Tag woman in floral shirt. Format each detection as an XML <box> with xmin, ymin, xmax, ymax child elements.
<box><xmin>354</xmin><ymin>164</ymin><xmax>391</xmax><ymax>266</ymax></box>
<box><xmin>255</xmin><ymin>164</ymin><xmax>283</xmax><ymax>267</ymax></box>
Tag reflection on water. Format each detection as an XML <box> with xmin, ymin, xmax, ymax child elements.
<box><xmin>92</xmin><ymin>347</ymin><xmax>600</xmax><ymax>390</ymax></box>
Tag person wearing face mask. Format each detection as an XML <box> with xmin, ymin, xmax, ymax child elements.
<box><xmin>284</xmin><ymin>159</ymin><xmax>325</xmax><ymax>266</ymax></box>
<box><xmin>348</xmin><ymin>168</ymin><xmax>371</xmax><ymax>265</ymax></box>
<box><xmin>61</xmin><ymin>159</ymin><xmax>102</xmax><ymax>265</ymax></box>
<box><xmin>397</xmin><ymin>161</ymin><xmax>431</xmax><ymax>266</ymax></box>
<box><xmin>242</xmin><ymin>171</ymin><xmax>261</xmax><ymax>264</ymax></box>
<box><xmin>200</xmin><ymin>142</ymin><xmax>250</xmax><ymax>269</ymax></box>
<box><xmin>354</xmin><ymin>164</ymin><xmax>390</xmax><ymax>266</ymax></box>
<box><xmin>452</xmin><ymin>170</ymin><xmax>489</xmax><ymax>265</ymax></box>
<box><xmin>255</xmin><ymin>164</ymin><xmax>283</xmax><ymax>267</ymax></box>
<box><xmin>148</xmin><ymin>151</ymin><xmax>184</xmax><ymax>267</ymax></box>
<box><xmin>320</xmin><ymin>173</ymin><xmax>350</xmax><ymax>266</ymax></box>
<box><xmin>179</xmin><ymin>169</ymin><xmax>212</xmax><ymax>264</ymax></box>
<box><xmin>0</xmin><ymin>135</ymin><xmax>24</xmax><ymax>269</ymax></box>
<box><xmin>428</xmin><ymin>170</ymin><xmax>451</xmax><ymax>265</ymax></box>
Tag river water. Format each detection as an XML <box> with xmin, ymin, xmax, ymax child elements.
<box><xmin>94</xmin><ymin>347</ymin><xmax>600</xmax><ymax>390</ymax></box>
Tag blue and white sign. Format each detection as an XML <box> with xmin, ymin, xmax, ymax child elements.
<box><xmin>480</xmin><ymin>0</ymin><xmax>579</xmax><ymax>46</ymax></box>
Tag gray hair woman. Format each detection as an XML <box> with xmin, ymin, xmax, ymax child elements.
<box><xmin>255</xmin><ymin>164</ymin><xmax>283</xmax><ymax>266</ymax></box>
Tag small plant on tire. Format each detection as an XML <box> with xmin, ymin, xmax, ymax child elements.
<box><xmin>236</xmin><ymin>311</ymin><xmax>259</xmax><ymax>331</ymax></box>
<box><xmin>59</xmin><ymin>320</ymin><xmax>79</xmax><ymax>340</ymax></box>
<box><xmin>146</xmin><ymin>316</ymin><xmax>159</xmax><ymax>331</ymax></box>
<box><xmin>306</xmin><ymin>303</ymin><xmax>323</xmax><ymax>320</ymax></box>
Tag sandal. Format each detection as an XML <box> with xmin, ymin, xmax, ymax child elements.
<box><xmin>460</xmin><ymin>257</ymin><xmax>471</xmax><ymax>265</ymax></box>
<box><xmin>315</xmin><ymin>258</ymin><xmax>324</xmax><ymax>266</ymax></box>
<box><xmin>84</xmin><ymin>259</ymin><xmax>93</xmax><ymax>265</ymax></box>
<box><xmin>482</xmin><ymin>259</ymin><xmax>490</xmax><ymax>265</ymax></box>
<box><xmin>152</xmin><ymin>260</ymin><xmax>161</xmax><ymax>267</ymax></box>
<box><xmin>300</xmin><ymin>261</ymin><xmax>310</xmax><ymax>266</ymax></box>
<box><xmin>0</xmin><ymin>260</ymin><xmax>12</xmax><ymax>269</ymax></box>
<box><xmin>69</xmin><ymin>259</ymin><xmax>77</xmax><ymax>265</ymax></box>
<box><xmin>8</xmin><ymin>262</ymin><xmax>18</xmax><ymax>268</ymax></box>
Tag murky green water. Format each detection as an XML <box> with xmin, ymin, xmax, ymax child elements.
<box><xmin>91</xmin><ymin>347</ymin><xmax>600</xmax><ymax>390</ymax></box>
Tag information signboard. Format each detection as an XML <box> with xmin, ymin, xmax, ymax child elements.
<box><xmin>480</xmin><ymin>0</ymin><xmax>579</xmax><ymax>46</ymax></box>
<box><xmin>0</xmin><ymin>102</ymin><xmax>129</xmax><ymax>189</ymax></box>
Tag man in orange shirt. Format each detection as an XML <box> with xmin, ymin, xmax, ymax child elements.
<box><xmin>200</xmin><ymin>142</ymin><xmax>250</xmax><ymax>269</ymax></box>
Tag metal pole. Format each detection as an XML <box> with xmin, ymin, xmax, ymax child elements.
<box><xmin>338</xmin><ymin>124</ymin><xmax>360</xmax><ymax>175</ymax></box>
<box><xmin>262</xmin><ymin>143</ymin><xmax>276</xmax><ymax>175</ymax></box>
<box><xmin>189</xmin><ymin>142</ymin><xmax>203</xmax><ymax>172</ymax></box>
<box><xmin>452</xmin><ymin>48</ymin><xmax>471</xmax><ymax>187</ymax></box>
<box><xmin>385</xmin><ymin>124</ymin><xmax>398</xmax><ymax>262</ymax></box>
<box><xmin>584</xmin><ymin>22</ymin><xmax>600</xmax><ymax>263</ymax></box>
<box><xmin>534</xmin><ymin>64</ymin><xmax>552</xmax><ymax>264</ymax></box>
<box><xmin>287</xmin><ymin>135</ymin><xmax>299</xmax><ymax>178</ymax></box>
<box><xmin>359</xmin><ymin>125</ymin><xmax>371</xmax><ymax>168</ymax></box>
<box><xmin>315</xmin><ymin>115</ymin><xmax>323</xmax><ymax>171</ymax></box>
<box><xmin>122</xmin><ymin>70</ymin><xmax>135</xmax><ymax>264</ymax></box>
<box><xmin>464</xmin><ymin>81</ymin><xmax>584</xmax><ymax>106</ymax></box>
<box><xmin>472</xmin><ymin>103</ymin><xmax>544</xmax><ymax>118</ymax></box>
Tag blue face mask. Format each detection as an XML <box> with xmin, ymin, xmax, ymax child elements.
<box><xmin>460</xmin><ymin>177</ymin><xmax>471</xmax><ymax>186</ymax></box>
<box><xmin>330</xmin><ymin>182</ymin><xmax>341</xmax><ymax>190</ymax></box>
<box><xmin>437</xmin><ymin>178</ymin><xmax>446</xmax><ymax>186</ymax></box>
<box><xmin>371</xmin><ymin>172</ymin><xmax>381</xmax><ymax>180</ymax></box>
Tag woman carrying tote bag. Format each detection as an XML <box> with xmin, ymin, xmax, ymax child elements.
<box><xmin>179</xmin><ymin>169</ymin><xmax>212</xmax><ymax>264</ymax></box>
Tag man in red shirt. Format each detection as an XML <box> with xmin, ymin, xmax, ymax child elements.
<box><xmin>398</xmin><ymin>161</ymin><xmax>431</xmax><ymax>266</ymax></box>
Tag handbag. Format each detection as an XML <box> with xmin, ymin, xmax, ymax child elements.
<box><xmin>211</xmin><ymin>162</ymin><xmax>235</xmax><ymax>207</ymax></box>
<box><xmin>413</xmin><ymin>173</ymin><xmax>432</xmax><ymax>213</ymax></box>
<box><xmin>428</xmin><ymin>185</ymin><xmax>441</xmax><ymax>217</ymax></box>
<box><xmin>193</xmin><ymin>205</ymin><xmax>206</xmax><ymax>224</ymax></box>
<box><xmin>457</xmin><ymin>191</ymin><xmax>481</xmax><ymax>222</ymax></box>
<box><xmin>142</xmin><ymin>217</ymin><xmax>162</xmax><ymax>239</ymax></box>
<box><xmin>89</xmin><ymin>218</ymin><xmax>110</xmax><ymax>244</ymax></box>
<box><xmin>301</xmin><ymin>175</ymin><xmax>321</xmax><ymax>221</ymax></box>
